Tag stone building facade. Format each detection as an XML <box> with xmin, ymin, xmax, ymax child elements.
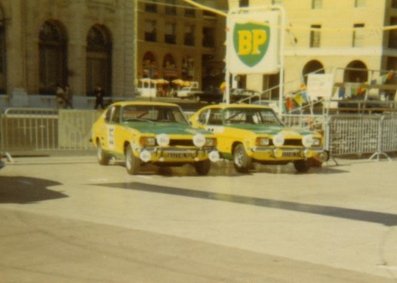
<box><xmin>137</xmin><ymin>0</ymin><xmax>227</xmax><ymax>91</ymax></box>
<box><xmin>0</xmin><ymin>0</ymin><xmax>135</xmax><ymax>97</ymax></box>
<box><xmin>0</xmin><ymin>0</ymin><xmax>228</xmax><ymax>99</ymax></box>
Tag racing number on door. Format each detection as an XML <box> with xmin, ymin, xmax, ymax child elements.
<box><xmin>107</xmin><ymin>125</ymin><xmax>115</xmax><ymax>150</ymax></box>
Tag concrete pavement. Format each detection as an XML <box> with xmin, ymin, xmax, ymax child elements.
<box><xmin>1</xmin><ymin>156</ymin><xmax>397</xmax><ymax>282</ymax></box>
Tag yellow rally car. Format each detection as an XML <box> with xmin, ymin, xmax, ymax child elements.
<box><xmin>189</xmin><ymin>104</ymin><xmax>326</xmax><ymax>173</ymax></box>
<box><xmin>91</xmin><ymin>101</ymin><xmax>219</xmax><ymax>175</ymax></box>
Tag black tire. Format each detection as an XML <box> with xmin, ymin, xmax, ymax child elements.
<box><xmin>308</xmin><ymin>157</ymin><xmax>323</xmax><ymax>168</ymax></box>
<box><xmin>125</xmin><ymin>145</ymin><xmax>140</xmax><ymax>175</ymax></box>
<box><xmin>294</xmin><ymin>160</ymin><xmax>310</xmax><ymax>173</ymax></box>
<box><xmin>97</xmin><ymin>142</ymin><xmax>110</xmax><ymax>165</ymax></box>
<box><xmin>194</xmin><ymin>159</ymin><xmax>211</xmax><ymax>175</ymax></box>
<box><xmin>233</xmin><ymin>144</ymin><xmax>252</xmax><ymax>173</ymax></box>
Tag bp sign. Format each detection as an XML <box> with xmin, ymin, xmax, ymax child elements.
<box><xmin>227</xmin><ymin>10</ymin><xmax>279</xmax><ymax>74</ymax></box>
<box><xmin>233</xmin><ymin>23</ymin><xmax>270</xmax><ymax>67</ymax></box>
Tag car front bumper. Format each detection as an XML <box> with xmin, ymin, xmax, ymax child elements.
<box><xmin>135</xmin><ymin>147</ymin><xmax>220</xmax><ymax>163</ymax></box>
<box><xmin>249</xmin><ymin>146</ymin><xmax>326</xmax><ymax>162</ymax></box>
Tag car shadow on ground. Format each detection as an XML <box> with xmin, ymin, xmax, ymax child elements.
<box><xmin>96</xmin><ymin>181</ymin><xmax>397</xmax><ymax>226</ymax></box>
<box><xmin>110</xmin><ymin>160</ymin><xmax>348</xmax><ymax>177</ymax></box>
<box><xmin>110</xmin><ymin>160</ymin><xmax>245</xmax><ymax>177</ymax></box>
<box><xmin>0</xmin><ymin>176</ymin><xmax>67</xmax><ymax>204</ymax></box>
<box><xmin>253</xmin><ymin>163</ymin><xmax>349</xmax><ymax>175</ymax></box>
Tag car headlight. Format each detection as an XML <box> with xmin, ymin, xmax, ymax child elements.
<box><xmin>139</xmin><ymin>150</ymin><xmax>152</xmax><ymax>162</ymax></box>
<box><xmin>272</xmin><ymin>133</ymin><xmax>284</xmax><ymax>147</ymax></box>
<box><xmin>205</xmin><ymin>137</ymin><xmax>216</xmax><ymax>147</ymax></box>
<box><xmin>302</xmin><ymin>135</ymin><xmax>314</xmax><ymax>148</ymax></box>
<box><xmin>209</xmin><ymin>150</ymin><xmax>220</xmax><ymax>162</ymax></box>
<box><xmin>256</xmin><ymin>137</ymin><xmax>270</xmax><ymax>146</ymax></box>
<box><xmin>156</xmin><ymin>133</ymin><xmax>170</xmax><ymax>147</ymax></box>
<box><xmin>140</xmin><ymin>136</ymin><xmax>156</xmax><ymax>147</ymax></box>
<box><xmin>193</xmin><ymin>133</ymin><xmax>206</xmax><ymax>147</ymax></box>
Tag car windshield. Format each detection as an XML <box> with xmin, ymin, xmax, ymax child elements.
<box><xmin>121</xmin><ymin>105</ymin><xmax>188</xmax><ymax>124</ymax></box>
<box><xmin>224</xmin><ymin>108</ymin><xmax>283</xmax><ymax>126</ymax></box>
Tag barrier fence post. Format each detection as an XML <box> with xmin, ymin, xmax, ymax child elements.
<box><xmin>0</xmin><ymin>113</ymin><xmax>13</xmax><ymax>162</ymax></box>
<box><xmin>324</xmin><ymin>115</ymin><xmax>339</xmax><ymax>165</ymax></box>
<box><xmin>369</xmin><ymin>115</ymin><xmax>391</xmax><ymax>161</ymax></box>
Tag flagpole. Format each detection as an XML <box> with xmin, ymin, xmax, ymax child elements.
<box><xmin>272</xmin><ymin>4</ymin><xmax>286</xmax><ymax>117</ymax></box>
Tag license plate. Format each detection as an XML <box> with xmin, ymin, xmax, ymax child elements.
<box><xmin>163</xmin><ymin>151</ymin><xmax>196</xmax><ymax>159</ymax></box>
<box><xmin>282</xmin><ymin>151</ymin><xmax>301</xmax><ymax>157</ymax></box>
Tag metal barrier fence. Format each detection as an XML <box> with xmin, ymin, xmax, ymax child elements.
<box><xmin>0</xmin><ymin>109</ymin><xmax>99</xmax><ymax>155</ymax></box>
<box><xmin>0</xmin><ymin>108</ymin><xmax>58</xmax><ymax>154</ymax></box>
<box><xmin>58</xmin><ymin>110</ymin><xmax>100</xmax><ymax>150</ymax></box>
<box><xmin>281</xmin><ymin>114</ymin><xmax>326</xmax><ymax>131</ymax></box>
<box><xmin>282</xmin><ymin>113</ymin><xmax>397</xmax><ymax>159</ymax></box>
<box><xmin>327</xmin><ymin>114</ymin><xmax>397</xmax><ymax>160</ymax></box>
<box><xmin>1</xmin><ymin>108</ymin><xmax>397</xmax><ymax>160</ymax></box>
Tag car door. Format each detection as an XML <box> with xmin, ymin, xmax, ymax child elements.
<box><xmin>108</xmin><ymin>105</ymin><xmax>125</xmax><ymax>155</ymax></box>
<box><xmin>196</xmin><ymin>108</ymin><xmax>232</xmax><ymax>154</ymax></box>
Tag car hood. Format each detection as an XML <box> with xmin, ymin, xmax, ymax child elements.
<box><xmin>123</xmin><ymin>121</ymin><xmax>208</xmax><ymax>136</ymax></box>
<box><xmin>227</xmin><ymin>124</ymin><xmax>314</xmax><ymax>136</ymax></box>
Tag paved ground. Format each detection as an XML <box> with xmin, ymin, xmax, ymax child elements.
<box><xmin>1</xmin><ymin>156</ymin><xmax>397</xmax><ymax>282</ymax></box>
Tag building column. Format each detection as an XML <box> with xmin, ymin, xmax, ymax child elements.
<box><xmin>68</xmin><ymin>1</ymin><xmax>86</xmax><ymax>96</ymax></box>
<box><xmin>123</xmin><ymin>0</ymin><xmax>136</xmax><ymax>97</ymax></box>
<box><xmin>6</xmin><ymin>0</ymin><xmax>26</xmax><ymax>94</ymax></box>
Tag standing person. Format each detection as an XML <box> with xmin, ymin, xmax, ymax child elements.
<box><xmin>63</xmin><ymin>84</ymin><xmax>73</xmax><ymax>109</ymax></box>
<box><xmin>94</xmin><ymin>85</ymin><xmax>105</xmax><ymax>109</ymax></box>
<box><xmin>56</xmin><ymin>83</ymin><xmax>65</xmax><ymax>109</ymax></box>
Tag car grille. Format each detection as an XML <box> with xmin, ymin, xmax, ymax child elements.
<box><xmin>169</xmin><ymin>139</ymin><xmax>194</xmax><ymax>146</ymax></box>
<box><xmin>283</xmin><ymin>139</ymin><xmax>303</xmax><ymax>146</ymax></box>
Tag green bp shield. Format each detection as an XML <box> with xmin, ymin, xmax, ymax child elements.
<box><xmin>233</xmin><ymin>22</ymin><xmax>270</xmax><ymax>67</ymax></box>
<box><xmin>226</xmin><ymin>10</ymin><xmax>279</xmax><ymax>74</ymax></box>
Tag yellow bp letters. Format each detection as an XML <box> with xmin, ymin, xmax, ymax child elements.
<box><xmin>238</xmin><ymin>30</ymin><xmax>252</xmax><ymax>55</ymax></box>
<box><xmin>238</xmin><ymin>29</ymin><xmax>267</xmax><ymax>56</ymax></box>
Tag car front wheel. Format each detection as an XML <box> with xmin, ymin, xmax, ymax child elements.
<box><xmin>97</xmin><ymin>142</ymin><xmax>110</xmax><ymax>165</ymax></box>
<box><xmin>233</xmin><ymin>144</ymin><xmax>252</xmax><ymax>173</ymax></box>
<box><xmin>194</xmin><ymin>159</ymin><xmax>211</xmax><ymax>175</ymax></box>
<box><xmin>125</xmin><ymin>145</ymin><xmax>140</xmax><ymax>175</ymax></box>
<box><xmin>293</xmin><ymin>160</ymin><xmax>310</xmax><ymax>173</ymax></box>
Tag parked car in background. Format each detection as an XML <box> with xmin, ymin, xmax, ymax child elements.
<box><xmin>176</xmin><ymin>83</ymin><xmax>224</xmax><ymax>103</ymax></box>
<box><xmin>195</xmin><ymin>89</ymin><xmax>224</xmax><ymax>104</ymax></box>
<box><xmin>176</xmin><ymin>81</ymin><xmax>200</xmax><ymax>99</ymax></box>
<box><xmin>230</xmin><ymin>88</ymin><xmax>261</xmax><ymax>103</ymax></box>
<box><xmin>189</xmin><ymin>104</ymin><xmax>325</xmax><ymax>173</ymax></box>
<box><xmin>91</xmin><ymin>101</ymin><xmax>220</xmax><ymax>175</ymax></box>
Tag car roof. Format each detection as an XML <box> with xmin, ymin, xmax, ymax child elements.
<box><xmin>109</xmin><ymin>100</ymin><xmax>180</xmax><ymax>107</ymax></box>
<box><xmin>200</xmin><ymin>103</ymin><xmax>273</xmax><ymax>111</ymax></box>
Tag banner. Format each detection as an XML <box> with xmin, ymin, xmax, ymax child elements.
<box><xmin>226</xmin><ymin>10</ymin><xmax>280</xmax><ymax>74</ymax></box>
<box><xmin>307</xmin><ymin>74</ymin><xmax>334</xmax><ymax>99</ymax></box>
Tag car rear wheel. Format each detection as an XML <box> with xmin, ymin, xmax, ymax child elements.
<box><xmin>194</xmin><ymin>159</ymin><xmax>211</xmax><ymax>175</ymax></box>
<box><xmin>293</xmin><ymin>160</ymin><xmax>310</xmax><ymax>173</ymax></box>
<box><xmin>125</xmin><ymin>145</ymin><xmax>140</xmax><ymax>175</ymax></box>
<box><xmin>233</xmin><ymin>144</ymin><xmax>252</xmax><ymax>173</ymax></box>
<box><xmin>97</xmin><ymin>142</ymin><xmax>110</xmax><ymax>165</ymax></box>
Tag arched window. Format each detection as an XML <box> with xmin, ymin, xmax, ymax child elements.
<box><xmin>344</xmin><ymin>60</ymin><xmax>368</xmax><ymax>82</ymax></box>
<box><xmin>181</xmin><ymin>56</ymin><xmax>194</xmax><ymax>80</ymax></box>
<box><xmin>0</xmin><ymin>6</ymin><xmax>6</xmax><ymax>93</ymax></box>
<box><xmin>302</xmin><ymin>60</ymin><xmax>325</xmax><ymax>83</ymax></box>
<box><xmin>39</xmin><ymin>20</ymin><xmax>67</xmax><ymax>94</ymax></box>
<box><xmin>86</xmin><ymin>25</ymin><xmax>112</xmax><ymax>96</ymax></box>
<box><xmin>142</xmin><ymin>52</ymin><xmax>158</xmax><ymax>78</ymax></box>
<box><xmin>163</xmin><ymin>54</ymin><xmax>177</xmax><ymax>79</ymax></box>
